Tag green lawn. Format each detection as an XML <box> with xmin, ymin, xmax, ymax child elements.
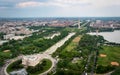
<box><xmin>64</xmin><ymin>35</ymin><xmax>81</xmax><ymax>52</ymax></box>
<box><xmin>0</xmin><ymin>51</ymin><xmax>11</xmax><ymax>58</ymax></box>
<box><xmin>7</xmin><ymin>59</ymin><xmax>24</xmax><ymax>73</ymax></box>
<box><xmin>7</xmin><ymin>59</ymin><xmax>52</xmax><ymax>75</ymax></box>
<box><xmin>59</xmin><ymin>35</ymin><xmax>82</xmax><ymax>58</ymax></box>
<box><xmin>28</xmin><ymin>59</ymin><xmax>52</xmax><ymax>75</ymax></box>
<box><xmin>57</xmin><ymin>35</ymin><xmax>84</xmax><ymax>71</ymax></box>
<box><xmin>65</xmin><ymin>41</ymin><xmax>77</xmax><ymax>52</ymax></box>
<box><xmin>98</xmin><ymin>46</ymin><xmax>120</xmax><ymax>66</ymax></box>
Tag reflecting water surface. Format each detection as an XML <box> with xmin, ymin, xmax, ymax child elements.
<box><xmin>88</xmin><ymin>30</ymin><xmax>120</xmax><ymax>43</ymax></box>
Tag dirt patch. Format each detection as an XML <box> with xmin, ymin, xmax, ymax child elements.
<box><xmin>100</xmin><ymin>54</ymin><xmax>107</xmax><ymax>57</ymax></box>
<box><xmin>111</xmin><ymin>62</ymin><xmax>119</xmax><ymax>66</ymax></box>
<box><xmin>3</xmin><ymin>50</ymin><xmax>10</xmax><ymax>52</ymax></box>
<box><xmin>73</xmin><ymin>36</ymin><xmax>81</xmax><ymax>43</ymax></box>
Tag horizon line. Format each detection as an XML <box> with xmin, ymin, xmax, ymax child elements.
<box><xmin>0</xmin><ymin>16</ymin><xmax>120</xmax><ymax>18</ymax></box>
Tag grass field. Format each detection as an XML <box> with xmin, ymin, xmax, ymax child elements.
<box><xmin>59</xmin><ymin>35</ymin><xmax>82</xmax><ymax>58</ymax></box>
<box><xmin>56</xmin><ymin>35</ymin><xmax>85</xmax><ymax>73</ymax></box>
<box><xmin>39</xmin><ymin>59</ymin><xmax>52</xmax><ymax>74</ymax></box>
<box><xmin>65</xmin><ymin>35</ymin><xmax>82</xmax><ymax>52</ymax></box>
<box><xmin>0</xmin><ymin>51</ymin><xmax>11</xmax><ymax>58</ymax></box>
<box><xmin>98</xmin><ymin>46</ymin><xmax>120</xmax><ymax>66</ymax></box>
<box><xmin>29</xmin><ymin>59</ymin><xmax>52</xmax><ymax>75</ymax></box>
<box><xmin>7</xmin><ymin>59</ymin><xmax>52</xmax><ymax>75</ymax></box>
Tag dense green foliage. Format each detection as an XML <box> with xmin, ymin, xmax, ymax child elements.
<box><xmin>96</xmin><ymin>65</ymin><xmax>115</xmax><ymax>74</ymax></box>
<box><xmin>6</xmin><ymin>59</ymin><xmax>52</xmax><ymax>75</ymax></box>
<box><xmin>52</xmin><ymin>34</ymin><xmax>84</xmax><ymax>75</ymax></box>
<box><xmin>0</xmin><ymin>27</ymin><xmax>68</xmax><ymax>66</ymax></box>
<box><xmin>0</xmin><ymin>32</ymin><xmax>5</xmax><ymax>40</ymax></box>
<box><xmin>52</xmin><ymin>34</ymin><xmax>78</xmax><ymax>58</ymax></box>
<box><xmin>7</xmin><ymin>59</ymin><xmax>24</xmax><ymax>73</ymax></box>
<box><xmin>77</xmin><ymin>34</ymin><xmax>104</xmax><ymax>59</ymax></box>
<box><xmin>0</xmin><ymin>51</ymin><xmax>11</xmax><ymax>66</ymax></box>
<box><xmin>0</xmin><ymin>56</ymin><xmax>5</xmax><ymax>66</ymax></box>
<box><xmin>54</xmin><ymin>69</ymin><xmax>81</xmax><ymax>75</ymax></box>
<box><xmin>52</xmin><ymin>34</ymin><xmax>105</xmax><ymax>75</ymax></box>
<box><xmin>27</xmin><ymin>59</ymin><xmax>52</xmax><ymax>75</ymax></box>
<box><xmin>111</xmin><ymin>67</ymin><xmax>120</xmax><ymax>75</ymax></box>
<box><xmin>77</xmin><ymin>34</ymin><xmax>105</xmax><ymax>73</ymax></box>
<box><xmin>89</xmin><ymin>27</ymin><xmax>114</xmax><ymax>32</ymax></box>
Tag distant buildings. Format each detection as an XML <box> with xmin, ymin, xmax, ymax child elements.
<box><xmin>0</xmin><ymin>24</ymin><xmax>32</xmax><ymax>37</ymax></box>
<box><xmin>3</xmin><ymin>34</ymin><xmax>15</xmax><ymax>40</ymax></box>
<box><xmin>15</xmin><ymin>27</ymin><xmax>32</xmax><ymax>35</ymax></box>
<box><xmin>0</xmin><ymin>40</ymin><xmax>8</xmax><ymax>45</ymax></box>
<box><xmin>90</xmin><ymin>20</ymin><xmax>120</xmax><ymax>28</ymax></box>
<box><xmin>3</xmin><ymin>34</ymin><xmax>30</xmax><ymax>40</ymax></box>
<box><xmin>44</xmin><ymin>32</ymin><xmax>60</xmax><ymax>39</ymax></box>
<box><xmin>49</xmin><ymin>20</ymin><xmax>74</xmax><ymax>27</ymax></box>
<box><xmin>2</xmin><ymin>26</ymin><xmax>32</xmax><ymax>40</ymax></box>
<box><xmin>78</xmin><ymin>20</ymin><xmax>81</xmax><ymax>29</ymax></box>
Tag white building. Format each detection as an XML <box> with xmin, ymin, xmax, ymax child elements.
<box><xmin>10</xmin><ymin>69</ymin><xmax>28</xmax><ymax>75</ymax></box>
<box><xmin>44</xmin><ymin>32</ymin><xmax>60</xmax><ymax>39</ymax></box>
<box><xmin>22</xmin><ymin>55</ymin><xmax>42</xmax><ymax>67</ymax></box>
<box><xmin>96</xmin><ymin>20</ymin><xmax>102</xmax><ymax>24</ymax></box>
<box><xmin>10</xmin><ymin>36</ymin><xmax>28</xmax><ymax>40</ymax></box>
<box><xmin>3</xmin><ymin>34</ymin><xmax>15</xmax><ymax>40</ymax></box>
<box><xmin>0</xmin><ymin>40</ymin><xmax>8</xmax><ymax>45</ymax></box>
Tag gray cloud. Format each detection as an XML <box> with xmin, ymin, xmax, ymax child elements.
<box><xmin>0</xmin><ymin>0</ymin><xmax>120</xmax><ymax>17</ymax></box>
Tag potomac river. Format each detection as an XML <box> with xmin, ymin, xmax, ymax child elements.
<box><xmin>88</xmin><ymin>30</ymin><xmax>120</xmax><ymax>43</ymax></box>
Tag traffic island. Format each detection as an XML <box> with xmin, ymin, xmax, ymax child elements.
<box><xmin>6</xmin><ymin>59</ymin><xmax>52</xmax><ymax>75</ymax></box>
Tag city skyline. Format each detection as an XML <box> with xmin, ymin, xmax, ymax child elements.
<box><xmin>0</xmin><ymin>0</ymin><xmax>120</xmax><ymax>17</ymax></box>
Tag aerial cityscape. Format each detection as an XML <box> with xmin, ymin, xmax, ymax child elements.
<box><xmin>0</xmin><ymin>0</ymin><xmax>120</xmax><ymax>75</ymax></box>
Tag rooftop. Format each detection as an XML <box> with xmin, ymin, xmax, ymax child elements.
<box><xmin>23</xmin><ymin>55</ymin><xmax>39</xmax><ymax>61</ymax></box>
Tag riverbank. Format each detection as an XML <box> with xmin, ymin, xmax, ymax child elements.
<box><xmin>88</xmin><ymin>30</ymin><xmax>120</xmax><ymax>43</ymax></box>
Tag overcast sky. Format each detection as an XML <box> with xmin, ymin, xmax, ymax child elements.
<box><xmin>0</xmin><ymin>0</ymin><xmax>120</xmax><ymax>17</ymax></box>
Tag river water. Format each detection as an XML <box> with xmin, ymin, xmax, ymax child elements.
<box><xmin>88</xmin><ymin>30</ymin><xmax>120</xmax><ymax>43</ymax></box>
